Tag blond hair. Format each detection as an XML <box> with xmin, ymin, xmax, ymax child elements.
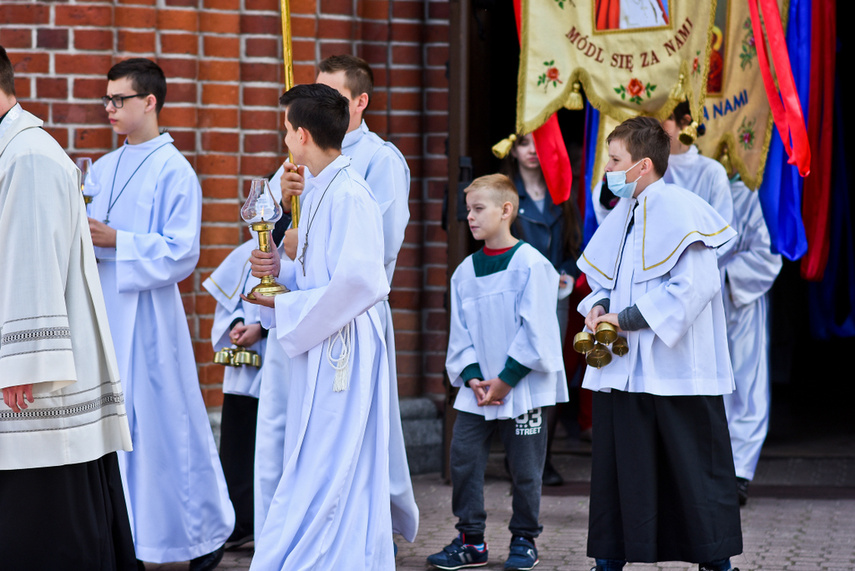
<box><xmin>464</xmin><ymin>174</ymin><xmax>519</xmax><ymax>220</ymax></box>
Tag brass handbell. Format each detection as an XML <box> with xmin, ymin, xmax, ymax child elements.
<box><xmin>595</xmin><ymin>322</ymin><xmax>618</xmax><ymax>344</ymax></box>
<box><xmin>234</xmin><ymin>347</ymin><xmax>259</xmax><ymax>367</ymax></box>
<box><xmin>251</xmin><ymin>352</ymin><xmax>262</xmax><ymax>368</ymax></box>
<box><xmin>573</xmin><ymin>331</ymin><xmax>595</xmax><ymax>354</ymax></box>
<box><xmin>612</xmin><ymin>335</ymin><xmax>629</xmax><ymax>356</ymax></box>
<box><xmin>586</xmin><ymin>343</ymin><xmax>612</xmax><ymax>369</ymax></box>
<box><xmin>213</xmin><ymin>347</ymin><xmax>235</xmax><ymax>366</ymax></box>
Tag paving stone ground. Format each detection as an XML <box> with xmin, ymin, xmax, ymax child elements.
<box><xmin>144</xmin><ymin>450</ymin><xmax>855</xmax><ymax>571</ymax></box>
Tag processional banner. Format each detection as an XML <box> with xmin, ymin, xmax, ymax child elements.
<box><xmin>517</xmin><ymin>0</ymin><xmax>716</xmax><ymax>133</ymax></box>
<box><xmin>518</xmin><ymin>0</ymin><xmax>783</xmax><ymax>192</ymax></box>
<box><xmin>694</xmin><ymin>0</ymin><xmax>787</xmax><ymax>190</ymax></box>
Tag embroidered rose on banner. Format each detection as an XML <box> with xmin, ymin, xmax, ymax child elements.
<box><xmin>537</xmin><ymin>60</ymin><xmax>564</xmax><ymax>91</ymax></box>
<box><xmin>614</xmin><ymin>78</ymin><xmax>657</xmax><ymax>105</ymax></box>
<box><xmin>738</xmin><ymin>116</ymin><xmax>757</xmax><ymax>149</ymax></box>
<box><xmin>740</xmin><ymin>17</ymin><xmax>757</xmax><ymax>70</ymax></box>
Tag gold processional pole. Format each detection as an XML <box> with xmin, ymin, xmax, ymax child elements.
<box><xmin>280</xmin><ymin>0</ymin><xmax>300</xmax><ymax>227</ymax></box>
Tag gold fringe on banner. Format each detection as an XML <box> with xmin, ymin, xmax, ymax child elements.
<box><xmin>492</xmin><ymin>134</ymin><xmax>517</xmax><ymax>159</ymax></box>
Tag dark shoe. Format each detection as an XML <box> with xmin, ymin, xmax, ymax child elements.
<box><xmin>427</xmin><ymin>534</ymin><xmax>488</xmax><ymax>570</ymax></box>
<box><xmin>189</xmin><ymin>545</ymin><xmax>225</xmax><ymax>571</ymax></box>
<box><xmin>699</xmin><ymin>559</ymin><xmax>738</xmax><ymax>571</ymax></box>
<box><xmin>137</xmin><ymin>561</ymin><xmax>146</xmax><ymax>571</ymax></box>
<box><xmin>542</xmin><ymin>458</ymin><xmax>564</xmax><ymax>487</ymax></box>
<box><xmin>224</xmin><ymin>532</ymin><xmax>253</xmax><ymax>550</ymax></box>
<box><xmin>736</xmin><ymin>477</ymin><xmax>750</xmax><ymax>506</ymax></box>
<box><xmin>504</xmin><ymin>536</ymin><xmax>538</xmax><ymax>570</ymax></box>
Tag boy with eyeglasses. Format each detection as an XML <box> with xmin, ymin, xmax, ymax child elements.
<box><xmin>86</xmin><ymin>58</ymin><xmax>235</xmax><ymax>571</ymax></box>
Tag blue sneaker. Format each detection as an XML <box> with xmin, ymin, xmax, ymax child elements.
<box><xmin>504</xmin><ymin>536</ymin><xmax>538</xmax><ymax>570</ymax></box>
<box><xmin>427</xmin><ymin>534</ymin><xmax>488</xmax><ymax>570</ymax></box>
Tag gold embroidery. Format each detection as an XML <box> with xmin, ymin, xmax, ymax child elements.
<box><xmin>641</xmin><ymin>197</ymin><xmax>731</xmax><ymax>271</ymax></box>
<box><xmin>581</xmin><ymin>251</ymin><xmax>614</xmax><ymax>282</ymax></box>
<box><xmin>206</xmin><ymin>257</ymin><xmax>252</xmax><ymax>300</ymax></box>
<box><xmin>581</xmin><ymin>205</ymin><xmax>634</xmax><ymax>282</ymax></box>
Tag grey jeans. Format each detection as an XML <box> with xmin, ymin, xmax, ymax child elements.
<box><xmin>450</xmin><ymin>407</ymin><xmax>549</xmax><ymax>539</ymax></box>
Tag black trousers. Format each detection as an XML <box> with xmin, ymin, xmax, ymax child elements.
<box><xmin>587</xmin><ymin>390</ymin><xmax>742</xmax><ymax>563</ymax></box>
<box><xmin>219</xmin><ymin>393</ymin><xmax>259</xmax><ymax>540</ymax></box>
<box><xmin>0</xmin><ymin>452</ymin><xmax>137</xmax><ymax>570</ymax></box>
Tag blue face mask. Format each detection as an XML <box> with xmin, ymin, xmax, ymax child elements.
<box><xmin>604</xmin><ymin>159</ymin><xmax>644</xmax><ymax>198</ymax></box>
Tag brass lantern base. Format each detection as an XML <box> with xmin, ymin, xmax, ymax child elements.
<box><xmin>246</xmin><ymin>221</ymin><xmax>289</xmax><ymax>298</ymax></box>
<box><xmin>245</xmin><ymin>276</ymin><xmax>289</xmax><ymax>299</ymax></box>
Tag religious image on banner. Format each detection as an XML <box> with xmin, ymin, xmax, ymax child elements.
<box><xmin>595</xmin><ymin>0</ymin><xmax>670</xmax><ymax>31</ymax></box>
<box><xmin>516</xmin><ymin>0</ymin><xmax>716</xmax><ymax>136</ymax></box>
<box><xmin>695</xmin><ymin>0</ymin><xmax>784</xmax><ymax>190</ymax></box>
<box><xmin>706</xmin><ymin>16</ymin><xmax>725</xmax><ymax>94</ymax></box>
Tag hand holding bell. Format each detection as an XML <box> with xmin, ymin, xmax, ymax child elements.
<box><xmin>572</xmin><ymin>321</ymin><xmax>628</xmax><ymax>369</ymax></box>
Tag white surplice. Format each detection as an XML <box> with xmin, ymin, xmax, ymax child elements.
<box><xmin>257</xmin><ymin>121</ymin><xmax>418</xmax><ymax>542</ymax></box>
<box><xmin>343</xmin><ymin>120</ymin><xmax>418</xmax><ymax>541</ymax></box>
<box><xmin>0</xmin><ymin>105</ymin><xmax>132</xmax><ymax>468</ymax></box>
<box><xmin>249</xmin><ymin>170</ymin><xmax>306</xmax><ymax>540</ymax></box>
<box><xmin>720</xmin><ymin>179</ymin><xmax>782</xmax><ymax>480</ymax></box>
<box><xmin>251</xmin><ymin>171</ymin><xmax>290</xmax><ymax>537</ymax></box>
<box><xmin>446</xmin><ymin>243</ymin><xmax>569</xmax><ymax>420</ymax></box>
<box><xmin>664</xmin><ymin>145</ymin><xmax>734</xmax><ymax>224</ymax></box>
<box><xmin>577</xmin><ymin>178</ymin><xmax>737</xmax><ymax>396</ymax></box>
<box><xmin>88</xmin><ymin>133</ymin><xmax>234</xmax><ymax>563</ymax></box>
<box><xmin>251</xmin><ymin>155</ymin><xmax>393</xmax><ymax>570</ymax></box>
<box><xmin>203</xmin><ymin>239</ymin><xmax>265</xmax><ymax>398</ymax></box>
<box><xmin>253</xmin><ymin>302</ymin><xmax>291</xmax><ymax>538</ymax></box>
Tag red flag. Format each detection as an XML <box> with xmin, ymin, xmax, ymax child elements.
<box><xmin>800</xmin><ymin>0</ymin><xmax>836</xmax><ymax>280</ymax></box>
<box><xmin>748</xmin><ymin>0</ymin><xmax>811</xmax><ymax>177</ymax></box>
<box><xmin>513</xmin><ymin>0</ymin><xmax>572</xmax><ymax>204</ymax></box>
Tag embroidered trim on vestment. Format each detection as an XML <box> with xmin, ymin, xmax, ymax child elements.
<box><xmin>0</xmin><ymin>394</ymin><xmax>125</xmax><ymax>424</ymax></box>
<box><xmin>1</xmin><ymin>327</ymin><xmax>71</xmax><ymax>346</ymax></box>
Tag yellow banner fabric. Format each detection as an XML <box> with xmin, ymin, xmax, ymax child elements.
<box><xmin>517</xmin><ymin>0</ymin><xmax>717</xmax><ymax>134</ymax></box>
<box><xmin>694</xmin><ymin>0</ymin><xmax>785</xmax><ymax>189</ymax></box>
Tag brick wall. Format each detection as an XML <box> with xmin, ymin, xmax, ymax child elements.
<box><xmin>0</xmin><ymin>0</ymin><xmax>450</xmax><ymax>406</ymax></box>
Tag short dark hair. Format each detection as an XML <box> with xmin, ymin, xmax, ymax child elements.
<box><xmin>107</xmin><ymin>58</ymin><xmax>167</xmax><ymax>114</ymax></box>
<box><xmin>670</xmin><ymin>99</ymin><xmax>706</xmax><ymax>137</ymax></box>
<box><xmin>279</xmin><ymin>84</ymin><xmax>349</xmax><ymax>151</ymax></box>
<box><xmin>607</xmin><ymin>116</ymin><xmax>671</xmax><ymax>177</ymax></box>
<box><xmin>0</xmin><ymin>46</ymin><xmax>16</xmax><ymax>97</ymax></box>
<box><xmin>318</xmin><ymin>54</ymin><xmax>374</xmax><ymax>106</ymax></box>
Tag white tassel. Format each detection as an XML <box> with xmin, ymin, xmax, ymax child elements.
<box><xmin>328</xmin><ymin>321</ymin><xmax>354</xmax><ymax>392</ymax></box>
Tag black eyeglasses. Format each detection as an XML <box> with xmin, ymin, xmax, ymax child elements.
<box><xmin>101</xmin><ymin>93</ymin><xmax>151</xmax><ymax>109</ymax></box>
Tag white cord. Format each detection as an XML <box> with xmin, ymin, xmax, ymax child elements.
<box><xmin>328</xmin><ymin>321</ymin><xmax>354</xmax><ymax>392</ymax></box>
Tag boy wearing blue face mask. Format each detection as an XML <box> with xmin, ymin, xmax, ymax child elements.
<box><xmin>577</xmin><ymin>117</ymin><xmax>744</xmax><ymax>571</ymax></box>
